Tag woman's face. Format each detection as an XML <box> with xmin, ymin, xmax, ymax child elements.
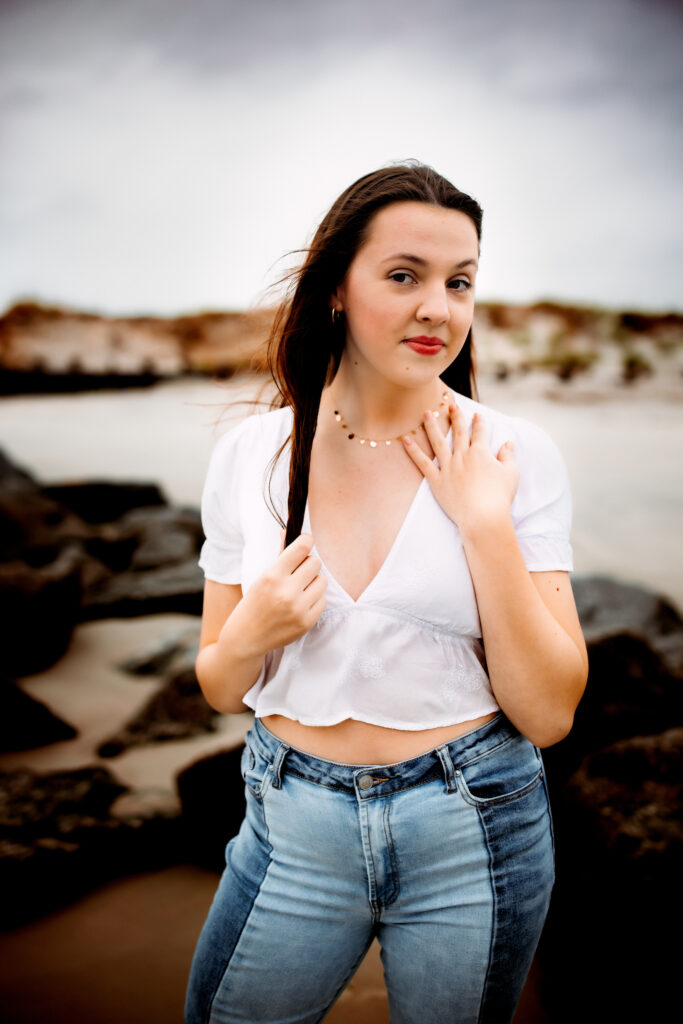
<box><xmin>332</xmin><ymin>200</ymin><xmax>479</xmax><ymax>390</ymax></box>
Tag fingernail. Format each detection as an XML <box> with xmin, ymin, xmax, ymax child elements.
<box><xmin>424</xmin><ymin>409</ymin><xmax>432</xmax><ymax>420</ymax></box>
<box><xmin>403</xmin><ymin>435</ymin><xmax>413</xmax><ymax>445</ymax></box>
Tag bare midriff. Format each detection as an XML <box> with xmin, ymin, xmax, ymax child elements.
<box><xmin>261</xmin><ymin>712</ymin><xmax>499</xmax><ymax>766</ymax></box>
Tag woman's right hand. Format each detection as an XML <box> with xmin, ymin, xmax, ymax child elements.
<box><xmin>223</xmin><ymin>534</ymin><xmax>327</xmax><ymax>658</ymax></box>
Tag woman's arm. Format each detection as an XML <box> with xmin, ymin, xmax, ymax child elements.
<box><xmin>195</xmin><ymin>581</ymin><xmax>262</xmax><ymax>714</ymax></box>
<box><xmin>458</xmin><ymin>523</ymin><xmax>587</xmax><ymax>746</ymax></box>
<box><xmin>403</xmin><ymin>405</ymin><xmax>588</xmax><ymax>748</ymax></box>
<box><xmin>196</xmin><ymin>534</ymin><xmax>327</xmax><ymax>714</ymax></box>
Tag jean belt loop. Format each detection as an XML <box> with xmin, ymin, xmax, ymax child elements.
<box><xmin>436</xmin><ymin>745</ymin><xmax>458</xmax><ymax>794</ymax></box>
<box><xmin>270</xmin><ymin>742</ymin><xmax>290</xmax><ymax>790</ymax></box>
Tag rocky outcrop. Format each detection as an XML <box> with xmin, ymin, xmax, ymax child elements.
<box><xmin>0</xmin><ymin>449</ymin><xmax>204</xmax><ymax>676</ymax></box>
<box><xmin>0</xmin><ymin>677</ymin><xmax>77</xmax><ymax>752</ymax></box>
<box><xmin>540</xmin><ymin>729</ymin><xmax>682</xmax><ymax>1022</ymax></box>
<box><xmin>541</xmin><ymin>576</ymin><xmax>683</xmax><ymax>805</ymax></box>
<box><xmin>176</xmin><ymin>746</ymin><xmax>247</xmax><ymax>870</ymax></box>
<box><xmin>0</xmin><ymin>301</ymin><xmax>274</xmax><ymax>392</ymax></box>
<box><xmin>0</xmin><ymin>544</ymin><xmax>83</xmax><ymax>677</ymax></box>
<box><xmin>531</xmin><ymin>577</ymin><xmax>683</xmax><ymax>1022</ymax></box>
<box><xmin>0</xmin><ymin>765</ymin><xmax>181</xmax><ymax>927</ymax></box>
<box><xmin>42</xmin><ymin>481</ymin><xmax>166</xmax><ymax>523</ymax></box>
<box><xmin>98</xmin><ymin>661</ymin><xmax>216</xmax><ymax>758</ymax></box>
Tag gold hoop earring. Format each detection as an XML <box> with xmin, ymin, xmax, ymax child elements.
<box><xmin>331</xmin><ymin>308</ymin><xmax>341</xmax><ymax>324</ymax></box>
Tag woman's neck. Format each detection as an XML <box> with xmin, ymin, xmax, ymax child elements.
<box><xmin>324</xmin><ymin>360</ymin><xmax>448</xmax><ymax>440</ymax></box>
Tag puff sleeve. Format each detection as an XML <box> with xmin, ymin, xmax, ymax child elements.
<box><xmin>197</xmin><ymin>422</ymin><xmax>246</xmax><ymax>585</ymax></box>
<box><xmin>509</xmin><ymin>418</ymin><xmax>574</xmax><ymax>572</ymax></box>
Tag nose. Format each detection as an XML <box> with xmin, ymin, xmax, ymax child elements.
<box><xmin>416</xmin><ymin>283</ymin><xmax>449</xmax><ymax>325</ymax></box>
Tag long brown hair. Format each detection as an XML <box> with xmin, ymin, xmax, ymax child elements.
<box><xmin>266</xmin><ymin>161</ymin><xmax>484</xmax><ymax>545</ymax></box>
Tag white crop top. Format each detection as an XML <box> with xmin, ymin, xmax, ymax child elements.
<box><xmin>198</xmin><ymin>389</ymin><xmax>574</xmax><ymax>730</ymax></box>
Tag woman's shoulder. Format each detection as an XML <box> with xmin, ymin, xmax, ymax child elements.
<box><xmin>210</xmin><ymin>404</ymin><xmax>293</xmax><ymax>454</ymax></box>
<box><xmin>203</xmin><ymin>405</ymin><xmax>293</xmax><ymax>491</ymax></box>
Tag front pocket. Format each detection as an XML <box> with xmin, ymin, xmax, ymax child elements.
<box><xmin>455</xmin><ymin>733</ymin><xmax>544</xmax><ymax>807</ymax></box>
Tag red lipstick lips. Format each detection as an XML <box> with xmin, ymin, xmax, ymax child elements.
<box><xmin>403</xmin><ymin>336</ymin><xmax>445</xmax><ymax>356</ymax></box>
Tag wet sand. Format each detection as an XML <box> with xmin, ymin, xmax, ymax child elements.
<box><xmin>0</xmin><ymin>866</ymin><xmax>545</xmax><ymax>1024</ymax></box>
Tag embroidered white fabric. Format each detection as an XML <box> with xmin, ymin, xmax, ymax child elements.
<box><xmin>198</xmin><ymin>390</ymin><xmax>574</xmax><ymax>730</ymax></box>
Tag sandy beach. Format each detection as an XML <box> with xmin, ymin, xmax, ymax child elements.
<box><xmin>1</xmin><ymin>371</ymin><xmax>680</xmax><ymax>1022</ymax></box>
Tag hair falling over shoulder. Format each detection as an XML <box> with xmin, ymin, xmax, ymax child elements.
<box><xmin>266</xmin><ymin>160</ymin><xmax>484</xmax><ymax>546</ymax></box>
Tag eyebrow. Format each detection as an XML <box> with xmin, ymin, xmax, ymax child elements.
<box><xmin>381</xmin><ymin>252</ymin><xmax>478</xmax><ymax>270</ymax></box>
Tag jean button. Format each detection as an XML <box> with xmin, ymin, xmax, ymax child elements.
<box><xmin>358</xmin><ymin>774</ymin><xmax>374</xmax><ymax>791</ymax></box>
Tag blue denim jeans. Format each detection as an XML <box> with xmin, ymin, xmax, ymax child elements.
<box><xmin>185</xmin><ymin>713</ymin><xmax>554</xmax><ymax>1024</ymax></box>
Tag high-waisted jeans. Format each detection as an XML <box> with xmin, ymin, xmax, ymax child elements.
<box><xmin>185</xmin><ymin>713</ymin><xmax>554</xmax><ymax>1024</ymax></box>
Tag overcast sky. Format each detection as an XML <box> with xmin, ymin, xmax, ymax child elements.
<box><xmin>1</xmin><ymin>0</ymin><xmax>681</xmax><ymax>316</ymax></box>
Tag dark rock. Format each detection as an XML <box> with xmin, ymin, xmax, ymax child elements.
<box><xmin>542</xmin><ymin>576</ymin><xmax>683</xmax><ymax>804</ymax></box>
<box><xmin>0</xmin><ymin>450</ymin><xmax>205</xmax><ymax>648</ymax></box>
<box><xmin>573</xmin><ymin>573</ymin><xmax>683</xmax><ymax>677</ymax></box>
<box><xmin>0</xmin><ymin>543</ymin><xmax>83</xmax><ymax>676</ymax></box>
<box><xmin>82</xmin><ymin>559</ymin><xmax>204</xmax><ymax>619</ymax></box>
<box><xmin>82</xmin><ymin>533</ymin><xmax>139</xmax><ymax>573</ymax></box>
<box><xmin>176</xmin><ymin>745</ymin><xmax>246</xmax><ymax>870</ymax></box>
<box><xmin>1</xmin><ymin>764</ymin><xmax>126</xmax><ymax>821</ymax></box>
<box><xmin>535</xmin><ymin>578</ymin><xmax>683</xmax><ymax>1022</ymax></box>
<box><xmin>0</xmin><ymin>368</ymin><xmax>162</xmax><ymax>395</ymax></box>
<box><xmin>41</xmin><ymin>481</ymin><xmax>167</xmax><ymax>524</ymax></box>
<box><xmin>540</xmin><ymin>729</ymin><xmax>682</xmax><ymax>1022</ymax></box>
<box><xmin>106</xmin><ymin>505</ymin><xmax>203</xmax><ymax>571</ymax></box>
<box><xmin>0</xmin><ymin>677</ymin><xmax>77</xmax><ymax>752</ymax></box>
<box><xmin>0</xmin><ymin>461</ymin><xmax>88</xmax><ymax>563</ymax></box>
<box><xmin>0</xmin><ymin>449</ymin><xmax>36</xmax><ymax>489</ymax></box>
<box><xmin>564</xmin><ymin>728</ymin><xmax>682</xmax><ymax>869</ymax></box>
<box><xmin>97</xmin><ymin>663</ymin><xmax>218</xmax><ymax>757</ymax></box>
<box><xmin>0</xmin><ymin>446</ymin><xmax>205</xmax><ymax>680</ymax></box>
<box><xmin>0</xmin><ymin>765</ymin><xmax>182</xmax><ymax>928</ymax></box>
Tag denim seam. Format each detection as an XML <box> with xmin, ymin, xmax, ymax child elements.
<box><xmin>315</xmin><ymin>935</ymin><xmax>377</xmax><ymax>1024</ymax></box>
<box><xmin>358</xmin><ymin>800</ymin><xmax>380</xmax><ymax>919</ymax></box>
<box><xmin>475</xmin><ymin>804</ymin><xmax>497</xmax><ymax>1024</ymax></box>
<box><xmin>205</xmin><ymin>805</ymin><xmax>274</xmax><ymax>1024</ymax></box>
<box><xmin>382</xmin><ymin>799</ymin><xmax>400</xmax><ymax>906</ymax></box>
<box><xmin>455</xmin><ymin>733</ymin><xmax>517</xmax><ymax>771</ymax></box>
<box><xmin>540</xmin><ymin>768</ymin><xmax>556</xmax><ymax>864</ymax></box>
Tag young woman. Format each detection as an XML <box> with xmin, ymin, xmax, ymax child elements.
<box><xmin>185</xmin><ymin>162</ymin><xmax>588</xmax><ymax>1024</ymax></box>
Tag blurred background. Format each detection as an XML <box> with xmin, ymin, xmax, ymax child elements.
<box><xmin>0</xmin><ymin>1</ymin><xmax>681</xmax><ymax>1022</ymax></box>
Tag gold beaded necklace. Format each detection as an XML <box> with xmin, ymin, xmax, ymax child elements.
<box><xmin>333</xmin><ymin>391</ymin><xmax>450</xmax><ymax>447</ymax></box>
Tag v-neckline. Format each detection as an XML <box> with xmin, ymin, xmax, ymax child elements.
<box><xmin>303</xmin><ymin>475</ymin><xmax>428</xmax><ymax>606</ymax></box>
<box><xmin>303</xmin><ymin>418</ymin><xmax>454</xmax><ymax>606</ymax></box>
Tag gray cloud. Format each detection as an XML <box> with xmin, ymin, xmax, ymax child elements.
<box><xmin>1</xmin><ymin>0</ymin><xmax>681</xmax><ymax>312</ymax></box>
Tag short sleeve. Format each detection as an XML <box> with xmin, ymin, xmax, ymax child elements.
<box><xmin>197</xmin><ymin>423</ymin><xmax>246</xmax><ymax>585</ymax></box>
<box><xmin>510</xmin><ymin>419</ymin><xmax>574</xmax><ymax>572</ymax></box>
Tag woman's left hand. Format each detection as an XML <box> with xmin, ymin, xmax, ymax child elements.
<box><xmin>403</xmin><ymin>403</ymin><xmax>520</xmax><ymax>532</ymax></box>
